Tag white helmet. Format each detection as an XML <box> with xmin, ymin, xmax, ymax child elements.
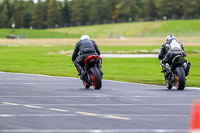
<box><xmin>166</xmin><ymin>35</ymin><xmax>176</xmax><ymax>42</ymax></box>
<box><xmin>80</xmin><ymin>35</ymin><xmax>90</xmax><ymax>41</ymax></box>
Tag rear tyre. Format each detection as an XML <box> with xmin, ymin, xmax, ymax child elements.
<box><xmin>175</xmin><ymin>67</ymin><xmax>185</xmax><ymax>90</ymax></box>
<box><xmin>90</xmin><ymin>67</ymin><xmax>102</xmax><ymax>90</ymax></box>
<box><xmin>83</xmin><ymin>81</ymin><xmax>90</xmax><ymax>89</ymax></box>
<box><xmin>165</xmin><ymin>80</ymin><xmax>172</xmax><ymax>89</ymax></box>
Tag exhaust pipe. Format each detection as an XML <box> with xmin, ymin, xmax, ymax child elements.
<box><xmin>185</xmin><ymin>62</ymin><xmax>191</xmax><ymax>76</ymax></box>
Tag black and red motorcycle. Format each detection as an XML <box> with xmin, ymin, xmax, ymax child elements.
<box><xmin>77</xmin><ymin>55</ymin><xmax>102</xmax><ymax>90</ymax></box>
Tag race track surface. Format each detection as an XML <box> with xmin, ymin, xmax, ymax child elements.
<box><xmin>0</xmin><ymin>72</ymin><xmax>199</xmax><ymax>133</ymax></box>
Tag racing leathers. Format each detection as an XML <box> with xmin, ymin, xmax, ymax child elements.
<box><xmin>72</xmin><ymin>39</ymin><xmax>103</xmax><ymax>78</ymax></box>
<box><xmin>158</xmin><ymin>38</ymin><xmax>187</xmax><ymax>79</ymax></box>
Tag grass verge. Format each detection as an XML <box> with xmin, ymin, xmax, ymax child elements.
<box><xmin>1</xmin><ymin>20</ymin><xmax>200</xmax><ymax>38</ymax></box>
<box><xmin>0</xmin><ymin>45</ymin><xmax>199</xmax><ymax>87</ymax></box>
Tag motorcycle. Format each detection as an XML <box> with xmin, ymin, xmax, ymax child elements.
<box><xmin>77</xmin><ymin>55</ymin><xmax>102</xmax><ymax>90</ymax></box>
<box><xmin>161</xmin><ymin>54</ymin><xmax>191</xmax><ymax>90</ymax></box>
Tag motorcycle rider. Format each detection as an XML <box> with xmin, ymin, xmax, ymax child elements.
<box><xmin>72</xmin><ymin>35</ymin><xmax>103</xmax><ymax>79</ymax></box>
<box><xmin>158</xmin><ymin>35</ymin><xmax>190</xmax><ymax>79</ymax></box>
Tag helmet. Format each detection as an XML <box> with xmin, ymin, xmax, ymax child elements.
<box><xmin>80</xmin><ymin>35</ymin><xmax>90</xmax><ymax>41</ymax></box>
<box><xmin>166</xmin><ymin>35</ymin><xmax>176</xmax><ymax>42</ymax></box>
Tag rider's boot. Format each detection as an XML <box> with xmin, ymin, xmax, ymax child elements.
<box><xmin>185</xmin><ymin>62</ymin><xmax>191</xmax><ymax>77</ymax></box>
<box><xmin>164</xmin><ymin>72</ymin><xmax>170</xmax><ymax>81</ymax></box>
<box><xmin>99</xmin><ymin>68</ymin><xmax>103</xmax><ymax>78</ymax></box>
<box><xmin>161</xmin><ymin>63</ymin><xmax>171</xmax><ymax>80</ymax></box>
<box><xmin>79</xmin><ymin>67</ymin><xmax>85</xmax><ymax>80</ymax></box>
<box><xmin>74</xmin><ymin>61</ymin><xmax>85</xmax><ymax>80</ymax></box>
<box><xmin>165</xmin><ymin>63</ymin><xmax>171</xmax><ymax>80</ymax></box>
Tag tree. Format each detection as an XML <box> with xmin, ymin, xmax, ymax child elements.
<box><xmin>61</xmin><ymin>0</ymin><xmax>70</xmax><ymax>26</ymax></box>
<box><xmin>156</xmin><ymin>0</ymin><xmax>183</xmax><ymax>19</ymax></box>
<box><xmin>113</xmin><ymin>0</ymin><xmax>143</xmax><ymax>22</ymax></box>
<box><xmin>23</xmin><ymin>0</ymin><xmax>34</xmax><ymax>28</ymax></box>
<box><xmin>0</xmin><ymin>0</ymin><xmax>200</xmax><ymax>29</ymax></box>
<box><xmin>134</xmin><ymin>0</ymin><xmax>145</xmax><ymax>20</ymax></box>
<box><xmin>0</xmin><ymin>4</ymin><xmax>9</xmax><ymax>28</ymax></box>
<box><xmin>46</xmin><ymin>0</ymin><xmax>61</xmax><ymax>28</ymax></box>
<box><xmin>70</xmin><ymin>0</ymin><xmax>90</xmax><ymax>25</ymax></box>
<box><xmin>13</xmin><ymin>0</ymin><xmax>26</xmax><ymax>28</ymax></box>
<box><xmin>183</xmin><ymin>0</ymin><xmax>200</xmax><ymax>19</ymax></box>
<box><xmin>182</xmin><ymin>0</ymin><xmax>190</xmax><ymax>19</ymax></box>
<box><xmin>0</xmin><ymin>0</ymin><xmax>13</xmax><ymax>28</ymax></box>
<box><xmin>90</xmin><ymin>0</ymin><xmax>117</xmax><ymax>24</ymax></box>
<box><xmin>144</xmin><ymin>0</ymin><xmax>157</xmax><ymax>21</ymax></box>
<box><xmin>89</xmin><ymin>0</ymin><xmax>103</xmax><ymax>24</ymax></box>
<box><xmin>31</xmin><ymin>0</ymin><xmax>45</xmax><ymax>28</ymax></box>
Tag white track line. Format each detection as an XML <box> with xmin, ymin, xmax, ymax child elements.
<box><xmin>24</xmin><ymin>105</ymin><xmax>42</xmax><ymax>109</ymax></box>
<box><xmin>0</xmin><ymin>129</ymin><xmax>188</xmax><ymax>133</ymax></box>
<box><xmin>76</xmin><ymin>112</ymin><xmax>131</xmax><ymax>120</ymax></box>
<box><xmin>2</xmin><ymin>102</ymin><xmax>20</xmax><ymax>106</ymax></box>
<box><xmin>23</xmin><ymin>104</ymin><xmax>192</xmax><ymax>106</ymax></box>
<box><xmin>0</xmin><ymin>114</ymin><xmax>77</xmax><ymax>117</ymax></box>
<box><xmin>0</xmin><ymin>83</ymin><xmax>78</xmax><ymax>85</ymax></box>
<box><xmin>0</xmin><ymin>71</ymin><xmax>78</xmax><ymax>79</ymax></box>
<box><xmin>48</xmin><ymin>108</ymin><xmax>69</xmax><ymax>112</ymax></box>
<box><xmin>105</xmin><ymin>115</ymin><xmax>131</xmax><ymax>120</ymax></box>
<box><xmin>0</xmin><ymin>78</ymin><xmax>22</xmax><ymax>80</ymax></box>
<box><xmin>0</xmin><ymin>114</ymin><xmax>189</xmax><ymax>117</ymax></box>
<box><xmin>75</xmin><ymin>112</ymin><xmax>99</xmax><ymax>116</ymax></box>
<box><xmin>0</xmin><ymin>95</ymin><xmax>199</xmax><ymax>98</ymax></box>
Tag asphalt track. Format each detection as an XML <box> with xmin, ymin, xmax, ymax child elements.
<box><xmin>0</xmin><ymin>72</ymin><xmax>200</xmax><ymax>133</ymax></box>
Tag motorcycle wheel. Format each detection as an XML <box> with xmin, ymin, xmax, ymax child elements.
<box><xmin>83</xmin><ymin>81</ymin><xmax>90</xmax><ymax>89</ymax></box>
<box><xmin>90</xmin><ymin>67</ymin><xmax>102</xmax><ymax>90</ymax></box>
<box><xmin>175</xmin><ymin>67</ymin><xmax>185</xmax><ymax>90</ymax></box>
<box><xmin>165</xmin><ymin>80</ymin><xmax>172</xmax><ymax>89</ymax></box>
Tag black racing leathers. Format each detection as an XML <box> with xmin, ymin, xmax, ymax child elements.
<box><xmin>158</xmin><ymin>39</ymin><xmax>187</xmax><ymax>78</ymax></box>
<box><xmin>72</xmin><ymin>39</ymin><xmax>103</xmax><ymax>77</ymax></box>
<box><xmin>158</xmin><ymin>39</ymin><xmax>185</xmax><ymax>61</ymax></box>
<box><xmin>72</xmin><ymin>39</ymin><xmax>100</xmax><ymax>62</ymax></box>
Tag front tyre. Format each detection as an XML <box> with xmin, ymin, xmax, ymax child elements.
<box><xmin>175</xmin><ymin>67</ymin><xmax>185</xmax><ymax>90</ymax></box>
<box><xmin>90</xmin><ymin>67</ymin><xmax>102</xmax><ymax>90</ymax></box>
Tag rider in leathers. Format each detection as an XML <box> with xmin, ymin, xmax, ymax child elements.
<box><xmin>72</xmin><ymin>35</ymin><xmax>103</xmax><ymax>79</ymax></box>
<box><xmin>158</xmin><ymin>35</ymin><xmax>188</xmax><ymax>79</ymax></box>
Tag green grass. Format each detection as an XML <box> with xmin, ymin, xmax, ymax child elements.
<box><xmin>103</xmin><ymin>55</ymin><xmax>200</xmax><ymax>87</ymax></box>
<box><xmin>47</xmin><ymin>21</ymin><xmax>163</xmax><ymax>38</ymax></box>
<box><xmin>1</xmin><ymin>19</ymin><xmax>200</xmax><ymax>38</ymax></box>
<box><xmin>0</xmin><ymin>45</ymin><xmax>199</xmax><ymax>87</ymax></box>
<box><xmin>150</xmin><ymin>20</ymin><xmax>200</xmax><ymax>37</ymax></box>
<box><xmin>0</xmin><ymin>29</ymin><xmax>80</xmax><ymax>38</ymax></box>
<box><xmin>99</xmin><ymin>46</ymin><xmax>200</xmax><ymax>54</ymax></box>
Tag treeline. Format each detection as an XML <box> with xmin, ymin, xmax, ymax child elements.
<box><xmin>0</xmin><ymin>0</ymin><xmax>200</xmax><ymax>29</ymax></box>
